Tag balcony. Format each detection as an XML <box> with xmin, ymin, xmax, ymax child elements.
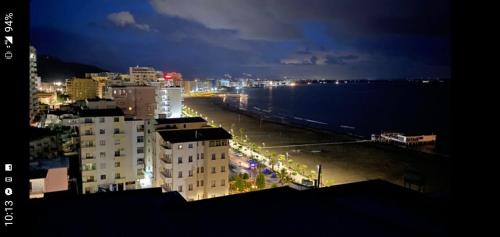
<box><xmin>83</xmin><ymin>178</ymin><xmax>96</xmax><ymax>183</ymax></box>
<box><xmin>81</xmin><ymin>144</ymin><xmax>96</xmax><ymax>148</ymax></box>
<box><xmin>114</xmin><ymin>153</ymin><xmax>126</xmax><ymax>158</ymax></box>
<box><xmin>161</xmin><ymin>184</ymin><xmax>172</xmax><ymax>192</ymax></box>
<box><xmin>160</xmin><ymin>156</ymin><xmax>172</xmax><ymax>164</ymax></box>
<box><xmin>115</xmin><ymin>176</ymin><xmax>126</xmax><ymax>181</ymax></box>
<box><xmin>160</xmin><ymin>170</ymin><xmax>172</xmax><ymax>178</ymax></box>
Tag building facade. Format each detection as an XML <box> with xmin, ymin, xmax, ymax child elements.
<box><xmin>66</xmin><ymin>78</ymin><xmax>98</xmax><ymax>101</ymax></box>
<box><xmin>110</xmin><ymin>85</ymin><xmax>157</xmax><ymax>120</ymax></box>
<box><xmin>30</xmin><ymin>46</ymin><xmax>41</xmax><ymax>123</ymax></box>
<box><xmin>150</xmin><ymin>117</ymin><xmax>231</xmax><ymax>201</ymax></box>
<box><xmin>129</xmin><ymin>66</ymin><xmax>157</xmax><ymax>83</ymax></box>
<box><xmin>78</xmin><ymin>108</ymin><xmax>141</xmax><ymax>194</ymax></box>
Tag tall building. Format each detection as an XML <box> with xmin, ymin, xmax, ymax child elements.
<box><xmin>66</xmin><ymin>78</ymin><xmax>98</xmax><ymax>101</ymax></box>
<box><xmin>78</xmin><ymin>108</ymin><xmax>142</xmax><ymax>194</ymax></box>
<box><xmin>151</xmin><ymin>81</ymin><xmax>183</xmax><ymax>119</ymax></box>
<box><xmin>150</xmin><ymin>117</ymin><xmax>231</xmax><ymax>201</ymax></box>
<box><xmin>30</xmin><ymin>46</ymin><xmax>41</xmax><ymax>123</ymax></box>
<box><xmin>109</xmin><ymin>85</ymin><xmax>157</xmax><ymax>120</ymax></box>
<box><xmin>129</xmin><ymin>66</ymin><xmax>157</xmax><ymax>83</ymax></box>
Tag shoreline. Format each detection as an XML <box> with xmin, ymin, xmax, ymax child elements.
<box><xmin>216</xmin><ymin>97</ymin><xmax>448</xmax><ymax>158</ymax></box>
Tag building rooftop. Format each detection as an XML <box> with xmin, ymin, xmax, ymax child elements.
<box><xmin>78</xmin><ymin>108</ymin><xmax>124</xmax><ymax>117</ymax></box>
<box><xmin>155</xmin><ymin>117</ymin><xmax>207</xmax><ymax>124</ymax></box>
<box><xmin>26</xmin><ymin>180</ymin><xmax>449</xmax><ymax>237</ymax></box>
<box><xmin>158</xmin><ymin>127</ymin><xmax>231</xmax><ymax>143</ymax></box>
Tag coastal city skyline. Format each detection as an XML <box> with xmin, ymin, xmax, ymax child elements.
<box><xmin>18</xmin><ymin>1</ymin><xmax>451</xmax><ymax>236</ymax></box>
<box><xmin>30</xmin><ymin>0</ymin><xmax>450</xmax><ymax>80</ymax></box>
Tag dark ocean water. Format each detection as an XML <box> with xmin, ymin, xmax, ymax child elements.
<box><xmin>237</xmin><ymin>82</ymin><xmax>451</xmax><ymax>154</ymax></box>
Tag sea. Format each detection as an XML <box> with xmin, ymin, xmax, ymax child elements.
<box><xmin>233</xmin><ymin>81</ymin><xmax>451</xmax><ymax>155</ymax></box>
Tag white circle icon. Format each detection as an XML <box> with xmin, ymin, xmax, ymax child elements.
<box><xmin>5</xmin><ymin>188</ymin><xmax>12</xmax><ymax>196</ymax></box>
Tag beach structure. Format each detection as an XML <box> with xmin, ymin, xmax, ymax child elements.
<box><xmin>372</xmin><ymin>132</ymin><xmax>436</xmax><ymax>145</ymax></box>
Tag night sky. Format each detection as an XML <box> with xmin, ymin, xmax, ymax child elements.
<box><xmin>30</xmin><ymin>0</ymin><xmax>450</xmax><ymax>80</ymax></box>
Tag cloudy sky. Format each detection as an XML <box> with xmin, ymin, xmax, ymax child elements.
<box><xmin>30</xmin><ymin>0</ymin><xmax>450</xmax><ymax>80</ymax></box>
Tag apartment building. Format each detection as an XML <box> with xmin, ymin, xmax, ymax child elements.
<box><xmin>151</xmin><ymin>117</ymin><xmax>231</xmax><ymax>201</ymax></box>
<box><xmin>150</xmin><ymin>81</ymin><xmax>183</xmax><ymax>118</ymax></box>
<box><xmin>66</xmin><ymin>78</ymin><xmax>98</xmax><ymax>101</ymax></box>
<box><xmin>129</xmin><ymin>66</ymin><xmax>157</xmax><ymax>83</ymax></box>
<box><xmin>30</xmin><ymin>46</ymin><xmax>41</xmax><ymax>123</ymax></box>
<box><xmin>78</xmin><ymin>108</ymin><xmax>140</xmax><ymax>194</ymax></box>
<box><xmin>109</xmin><ymin>85</ymin><xmax>157</xmax><ymax>120</ymax></box>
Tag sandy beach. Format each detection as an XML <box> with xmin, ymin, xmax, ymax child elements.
<box><xmin>185</xmin><ymin>96</ymin><xmax>450</xmax><ymax>193</ymax></box>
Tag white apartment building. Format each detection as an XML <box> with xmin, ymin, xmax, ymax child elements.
<box><xmin>78</xmin><ymin>108</ymin><xmax>142</xmax><ymax>194</ymax></box>
<box><xmin>129</xmin><ymin>66</ymin><xmax>157</xmax><ymax>83</ymax></box>
<box><xmin>30</xmin><ymin>46</ymin><xmax>41</xmax><ymax>123</ymax></box>
<box><xmin>151</xmin><ymin>117</ymin><xmax>231</xmax><ymax>201</ymax></box>
<box><xmin>151</xmin><ymin>81</ymin><xmax>183</xmax><ymax>118</ymax></box>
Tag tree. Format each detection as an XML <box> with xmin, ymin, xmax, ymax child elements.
<box><xmin>256</xmin><ymin>173</ymin><xmax>266</xmax><ymax>189</ymax></box>
<box><xmin>241</xmin><ymin>173</ymin><xmax>249</xmax><ymax>180</ymax></box>
<box><xmin>235</xmin><ymin>175</ymin><xmax>246</xmax><ymax>192</ymax></box>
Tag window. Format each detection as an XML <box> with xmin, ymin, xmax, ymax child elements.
<box><xmin>115</xmin><ymin>173</ymin><xmax>121</xmax><ymax>179</ymax></box>
<box><xmin>178</xmin><ymin>171</ymin><xmax>183</xmax><ymax>178</ymax></box>
<box><xmin>201</xmin><ymin>167</ymin><xmax>204</xmax><ymax>173</ymax></box>
<box><xmin>221</xmin><ymin>153</ymin><xmax>225</xmax><ymax>159</ymax></box>
<box><xmin>177</xmin><ymin>157</ymin><xmax>182</xmax><ymax>164</ymax></box>
<box><xmin>100</xmin><ymin>140</ymin><xmax>105</xmax><ymax>146</ymax></box>
<box><xmin>197</xmin><ymin>167</ymin><xmax>199</xmax><ymax>174</ymax></box>
<box><xmin>115</xmin><ymin>151</ymin><xmax>121</xmax><ymax>157</ymax></box>
<box><xmin>85</xmin><ymin>153</ymin><xmax>92</xmax><ymax>158</ymax></box>
<box><xmin>114</xmin><ymin>128</ymin><xmax>120</xmax><ymax>134</ymax></box>
<box><xmin>99</xmin><ymin>117</ymin><xmax>105</xmax><ymax>123</ymax></box>
<box><xmin>178</xmin><ymin>145</ymin><xmax>183</xmax><ymax>149</ymax></box>
<box><xmin>100</xmin><ymin>163</ymin><xmax>106</xmax><ymax>169</ymax></box>
<box><xmin>137</xmin><ymin>159</ymin><xmax>144</xmax><ymax>165</ymax></box>
<box><xmin>137</xmin><ymin>147</ymin><xmax>144</xmax><ymax>154</ymax></box>
<box><xmin>212</xmin><ymin>154</ymin><xmax>216</xmax><ymax>160</ymax></box>
<box><xmin>137</xmin><ymin>136</ymin><xmax>144</xmax><ymax>143</ymax></box>
<box><xmin>178</xmin><ymin>186</ymin><xmax>183</xmax><ymax>192</ymax></box>
<box><xmin>221</xmin><ymin>166</ymin><xmax>226</xmax><ymax>173</ymax></box>
<box><xmin>99</xmin><ymin>152</ymin><xmax>106</xmax><ymax>158</ymax></box>
<box><xmin>188</xmin><ymin>156</ymin><xmax>193</xmax><ymax>162</ymax></box>
<box><xmin>188</xmin><ymin>143</ymin><xmax>193</xmax><ymax>148</ymax></box>
<box><xmin>100</xmin><ymin>175</ymin><xmax>106</xmax><ymax>180</ymax></box>
<box><xmin>200</xmin><ymin>180</ymin><xmax>204</xmax><ymax>186</ymax></box>
<box><xmin>197</xmin><ymin>154</ymin><xmax>199</xmax><ymax>160</ymax></box>
<box><xmin>211</xmin><ymin>167</ymin><xmax>216</xmax><ymax>174</ymax></box>
<box><xmin>114</xmin><ymin>140</ymin><xmax>120</xmax><ymax>145</ymax></box>
<box><xmin>221</xmin><ymin>179</ymin><xmax>225</xmax><ymax>186</ymax></box>
<box><xmin>201</xmin><ymin>153</ymin><xmax>204</xmax><ymax>159</ymax></box>
<box><xmin>211</xmin><ymin>180</ymin><xmax>216</xmax><ymax>187</ymax></box>
<box><xmin>188</xmin><ymin>184</ymin><xmax>193</xmax><ymax>191</ymax></box>
<box><xmin>100</xmin><ymin>129</ymin><xmax>105</xmax><ymax>134</ymax></box>
<box><xmin>137</xmin><ymin>125</ymin><xmax>144</xmax><ymax>132</ymax></box>
<box><xmin>114</xmin><ymin>117</ymin><xmax>119</xmax><ymax>122</ymax></box>
<box><xmin>115</xmin><ymin>162</ymin><xmax>120</xmax><ymax>167</ymax></box>
<box><xmin>189</xmin><ymin>170</ymin><xmax>193</xmax><ymax>177</ymax></box>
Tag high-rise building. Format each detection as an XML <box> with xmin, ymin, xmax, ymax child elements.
<box><xmin>149</xmin><ymin>117</ymin><xmax>231</xmax><ymax>201</ymax></box>
<box><xmin>109</xmin><ymin>85</ymin><xmax>157</xmax><ymax>120</ymax></box>
<box><xmin>66</xmin><ymin>78</ymin><xmax>98</xmax><ymax>101</ymax></box>
<box><xmin>151</xmin><ymin>81</ymin><xmax>183</xmax><ymax>119</ymax></box>
<box><xmin>30</xmin><ymin>46</ymin><xmax>41</xmax><ymax>123</ymax></box>
<box><xmin>78</xmin><ymin>108</ymin><xmax>142</xmax><ymax>194</ymax></box>
<box><xmin>129</xmin><ymin>66</ymin><xmax>157</xmax><ymax>83</ymax></box>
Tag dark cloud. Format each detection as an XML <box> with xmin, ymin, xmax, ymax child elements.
<box><xmin>150</xmin><ymin>0</ymin><xmax>450</xmax><ymax>40</ymax></box>
<box><xmin>324</xmin><ymin>55</ymin><xmax>359</xmax><ymax>65</ymax></box>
